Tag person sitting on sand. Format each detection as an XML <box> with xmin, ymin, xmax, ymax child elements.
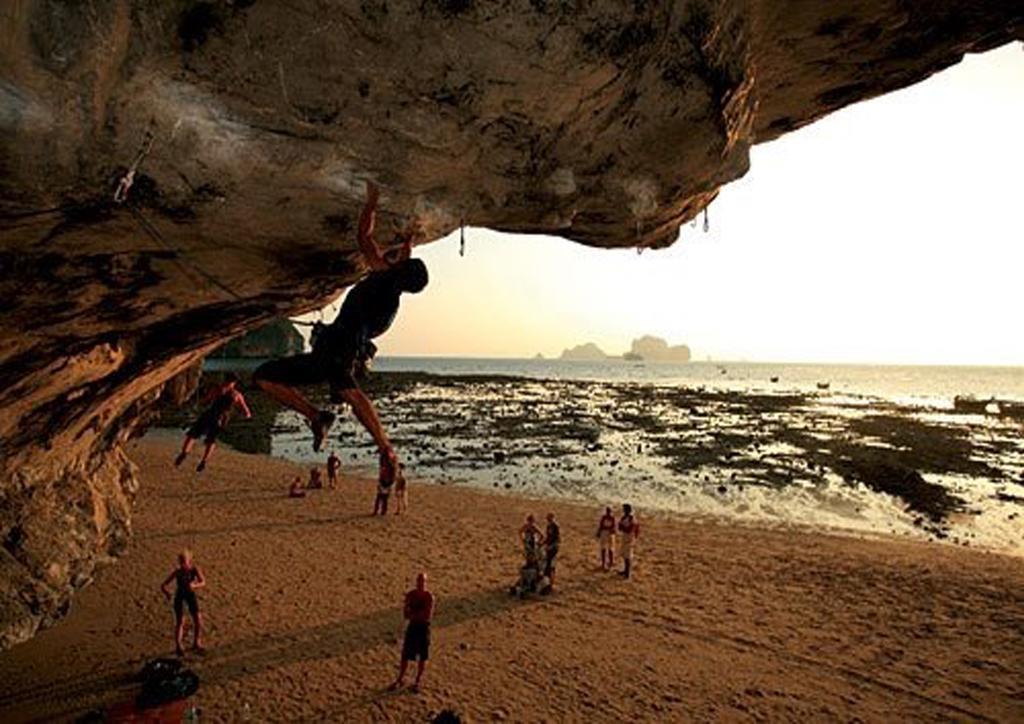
<box><xmin>307</xmin><ymin>467</ymin><xmax>324</xmax><ymax>490</ymax></box>
<box><xmin>519</xmin><ymin>514</ymin><xmax>545</xmax><ymax>566</ymax></box>
<box><xmin>160</xmin><ymin>550</ymin><xmax>206</xmax><ymax>657</ymax></box>
<box><xmin>327</xmin><ymin>451</ymin><xmax>341</xmax><ymax>488</ymax></box>
<box><xmin>618</xmin><ymin>504</ymin><xmax>640</xmax><ymax>579</ymax></box>
<box><xmin>541</xmin><ymin>513</ymin><xmax>560</xmax><ymax>594</ymax></box>
<box><xmin>174</xmin><ymin>373</ymin><xmax>252</xmax><ymax>473</ymax></box>
<box><xmin>374</xmin><ymin>451</ymin><xmax>396</xmax><ymax>515</ymax></box>
<box><xmin>288</xmin><ymin>475</ymin><xmax>306</xmax><ymax>498</ymax></box>
<box><xmin>394</xmin><ymin>464</ymin><xmax>408</xmax><ymax>516</ymax></box>
<box><xmin>252</xmin><ymin>181</ymin><xmax>428</xmax><ymax>470</ymax></box>
<box><xmin>390</xmin><ymin>572</ymin><xmax>435</xmax><ymax>692</ymax></box>
<box><xmin>596</xmin><ymin>506</ymin><xmax>616</xmax><ymax>571</ymax></box>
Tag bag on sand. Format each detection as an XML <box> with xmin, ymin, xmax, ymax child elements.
<box><xmin>137</xmin><ymin>669</ymin><xmax>200</xmax><ymax>710</ymax></box>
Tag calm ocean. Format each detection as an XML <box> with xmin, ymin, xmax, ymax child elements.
<box><xmin>367</xmin><ymin>357</ymin><xmax>1024</xmax><ymax>404</ymax></box>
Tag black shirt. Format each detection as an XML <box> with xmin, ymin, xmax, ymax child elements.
<box><xmin>546</xmin><ymin>521</ymin><xmax>560</xmax><ymax>549</ymax></box>
<box><xmin>334</xmin><ymin>268</ymin><xmax>404</xmax><ymax>340</ymax></box>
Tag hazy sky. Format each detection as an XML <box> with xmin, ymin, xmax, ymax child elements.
<box><xmin>318</xmin><ymin>43</ymin><xmax>1024</xmax><ymax>365</ymax></box>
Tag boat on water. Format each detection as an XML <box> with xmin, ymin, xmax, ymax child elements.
<box><xmin>816</xmin><ymin>382</ymin><xmax>830</xmax><ymax>391</ymax></box>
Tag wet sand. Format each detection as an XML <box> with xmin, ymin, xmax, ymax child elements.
<box><xmin>1</xmin><ymin>437</ymin><xmax>1022</xmax><ymax>722</ymax></box>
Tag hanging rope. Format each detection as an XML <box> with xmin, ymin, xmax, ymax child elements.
<box><xmin>113</xmin><ymin>130</ymin><xmax>155</xmax><ymax>204</ymax></box>
<box><xmin>127</xmin><ymin>204</ymin><xmax>246</xmax><ymax>302</ymax></box>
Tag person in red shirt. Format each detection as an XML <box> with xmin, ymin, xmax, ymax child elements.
<box><xmin>390</xmin><ymin>572</ymin><xmax>435</xmax><ymax>692</ymax></box>
<box><xmin>326</xmin><ymin>452</ymin><xmax>341</xmax><ymax>488</ymax></box>
<box><xmin>174</xmin><ymin>373</ymin><xmax>252</xmax><ymax>472</ymax></box>
<box><xmin>596</xmin><ymin>506</ymin><xmax>617</xmax><ymax>571</ymax></box>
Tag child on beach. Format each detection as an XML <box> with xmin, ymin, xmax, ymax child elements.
<box><xmin>618</xmin><ymin>504</ymin><xmax>640</xmax><ymax>579</ymax></box>
<box><xmin>307</xmin><ymin>467</ymin><xmax>324</xmax><ymax>490</ymax></box>
<box><xmin>160</xmin><ymin>550</ymin><xmax>206</xmax><ymax>657</ymax></box>
<box><xmin>289</xmin><ymin>475</ymin><xmax>306</xmax><ymax>498</ymax></box>
<box><xmin>327</xmin><ymin>452</ymin><xmax>341</xmax><ymax>488</ymax></box>
<box><xmin>374</xmin><ymin>452</ymin><xmax>395</xmax><ymax>515</ymax></box>
<box><xmin>596</xmin><ymin>506</ymin><xmax>616</xmax><ymax>571</ymax></box>
<box><xmin>394</xmin><ymin>465</ymin><xmax>408</xmax><ymax>515</ymax></box>
<box><xmin>174</xmin><ymin>373</ymin><xmax>251</xmax><ymax>472</ymax></box>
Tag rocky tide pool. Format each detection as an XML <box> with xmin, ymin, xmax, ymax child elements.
<box><xmin>157</xmin><ymin>365</ymin><xmax>1024</xmax><ymax>554</ymax></box>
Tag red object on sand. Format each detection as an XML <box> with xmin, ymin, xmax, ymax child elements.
<box><xmin>104</xmin><ymin>698</ymin><xmax>189</xmax><ymax>723</ymax></box>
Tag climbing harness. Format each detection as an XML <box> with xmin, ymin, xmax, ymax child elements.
<box><xmin>113</xmin><ymin>130</ymin><xmax>155</xmax><ymax>204</ymax></box>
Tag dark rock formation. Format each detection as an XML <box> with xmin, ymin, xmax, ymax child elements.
<box><xmin>210</xmin><ymin>318</ymin><xmax>304</xmax><ymax>358</ymax></box>
<box><xmin>1</xmin><ymin>1</ymin><xmax>1021</xmax><ymax>647</ymax></box>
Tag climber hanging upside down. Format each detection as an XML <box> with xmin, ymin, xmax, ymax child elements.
<box><xmin>253</xmin><ymin>181</ymin><xmax>428</xmax><ymax>471</ymax></box>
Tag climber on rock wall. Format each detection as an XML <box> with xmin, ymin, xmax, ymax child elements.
<box><xmin>253</xmin><ymin>181</ymin><xmax>428</xmax><ymax>474</ymax></box>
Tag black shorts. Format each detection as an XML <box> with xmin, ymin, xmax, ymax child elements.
<box><xmin>187</xmin><ymin>411</ymin><xmax>222</xmax><ymax>445</ymax></box>
<box><xmin>253</xmin><ymin>344</ymin><xmax>359</xmax><ymax>400</ymax></box>
<box><xmin>544</xmin><ymin>547</ymin><xmax>558</xmax><ymax>577</ymax></box>
<box><xmin>402</xmin><ymin>622</ymin><xmax>431</xmax><ymax>662</ymax></box>
<box><xmin>174</xmin><ymin>591</ymin><xmax>199</xmax><ymax>619</ymax></box>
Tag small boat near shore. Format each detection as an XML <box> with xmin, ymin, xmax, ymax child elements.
<box><xmin>816</xmin><ymin>381</ymin><xmax>831</xmax><ymax>391</ymax></box>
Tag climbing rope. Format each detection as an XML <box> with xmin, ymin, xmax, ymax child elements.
<box><xmin>113</xmin><ymin>130</ymin><xmax>155</xmax><ymax>204</ymax></box>
<box><xmin>126</xmin><ymin>204</ymin><xmax>246</xmax><ymax>302</ymax></box>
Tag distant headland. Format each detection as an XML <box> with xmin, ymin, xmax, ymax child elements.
<box><xmin>556</xmin><ymin>335</ymin><xmax>691</xmax><ymax>362</ymax></box>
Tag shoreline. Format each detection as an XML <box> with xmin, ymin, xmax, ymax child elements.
<box><xmin>1</xmin><ymin>437</ymin><xmax>1022</xmax><ymax>721</ymax></box>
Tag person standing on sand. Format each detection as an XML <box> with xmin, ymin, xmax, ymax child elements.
<box><xmin>542</xmin><ymin>513</ymin><xmax>560</xmax><ymax>594</ymax></box>
<box><xmin>160</xmin><ymin>550</ymin><xmax>206</xmax><ymax>657</ymax></box>
<box><xmin>519</xmin><ymin>514</ymin><xmax>545</xmax><ymax>566</ymax></box>
<box><xmin>596</xmin><ymin>506</ymin><xmax>616</xmax><ymax>571</ymax></box>
<box><xmin>374</xmin><ymin>451</ymin><xmax>395</xmax><ymax>515</ymax></box>
<box><xmin>252</xmin><ymin>181</ymin><xmax>428</xmax><ymax>470</ymax></box>
<box><xmin>174</xmin><ymin>373</ymin><xmax>251</xmax><ymax>472</ymax></box>
<box><xmin>394</xmin><ymin>464</ymin><xmax>408</xmax><ymax>516</ymax></box>
<box><xmin>391</xmin><ymin>572</ymin><xmax>435</xmax><ymax>692</ymax></box>
<box><xmin>327</xmin><ymin>451</ymin><xmax>341</xmax><ymax>488</ymax></box>
<box><xmin>618</xmin><ymin>504</ymin><xmax>640</xmax><ymax>579</ymax></box>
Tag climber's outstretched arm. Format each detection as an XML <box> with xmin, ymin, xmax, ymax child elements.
<box><xmin>358</xmin><ymin>181</ymin><xmax>390</xmax><ymax>272</ymax></box>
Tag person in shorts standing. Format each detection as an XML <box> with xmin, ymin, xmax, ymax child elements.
<box><xmin>390</xmin><ymin>572</ymin><xmax>435</xmax><ymax>692</ymax></box>
<box><xmin>541</xmin><ymin>512</ymin><xmax>560</xmax><ymax>594</ymax></box>
<box><xmin>618</xmin><ymin>504</ymin><xmax>640</xmax><ymax>579</ymax></box>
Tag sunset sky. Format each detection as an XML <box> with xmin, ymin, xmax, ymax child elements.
<box><xmin>315</xmin><ymin>43</ymin><xmax>1024</xmax><ymax>365</ymax></box>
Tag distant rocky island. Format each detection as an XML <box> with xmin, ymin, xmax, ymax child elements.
<box><xmin>628</xmin><ymin>335</ymin><xmax>691</xmax><ymax>362</ymax></box>
<box><xmin>557</xmin><ymin>335</ymin><xmax>691</xmax><ymax>362</ymax></box>
<box><xmin>558</xmin><ymin>342</ymin><xmax>609</xmax><ymax>361</ymax></box>
<box><xmin>211</xmin><ymin>318</ymin><xmax>305</xmax><ymax>358</ymax></box>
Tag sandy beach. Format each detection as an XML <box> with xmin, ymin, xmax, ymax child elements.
<box><xmin>1</xmin><ymin>436</ymin><xmax>1022</xmax><ymax>722</ymax></box>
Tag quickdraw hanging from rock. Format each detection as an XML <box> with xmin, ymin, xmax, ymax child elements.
<box><xmin>459</xmin><ymin>221</ymin><xmax>466</xmax><ymax>257</ymax></box>
<box><xmin>702</xmin><ymin>207</ymin><xmax>710</xmax><ymax>234</ymax></box>
<box><xmin>635</xmin><ymin>219</ymin><xmax>645</xmax><ymax>255</ymax></box>
<box><xmin>113</xmin><ymin>130</ymin><xmax>155</xmax><ymax>204</ymax></box>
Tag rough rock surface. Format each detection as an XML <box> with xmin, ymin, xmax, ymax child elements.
<box><xmin>0</xmin><ymin>1</ymin><xmax>1021</xmax><ymax>647</ymax></box>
